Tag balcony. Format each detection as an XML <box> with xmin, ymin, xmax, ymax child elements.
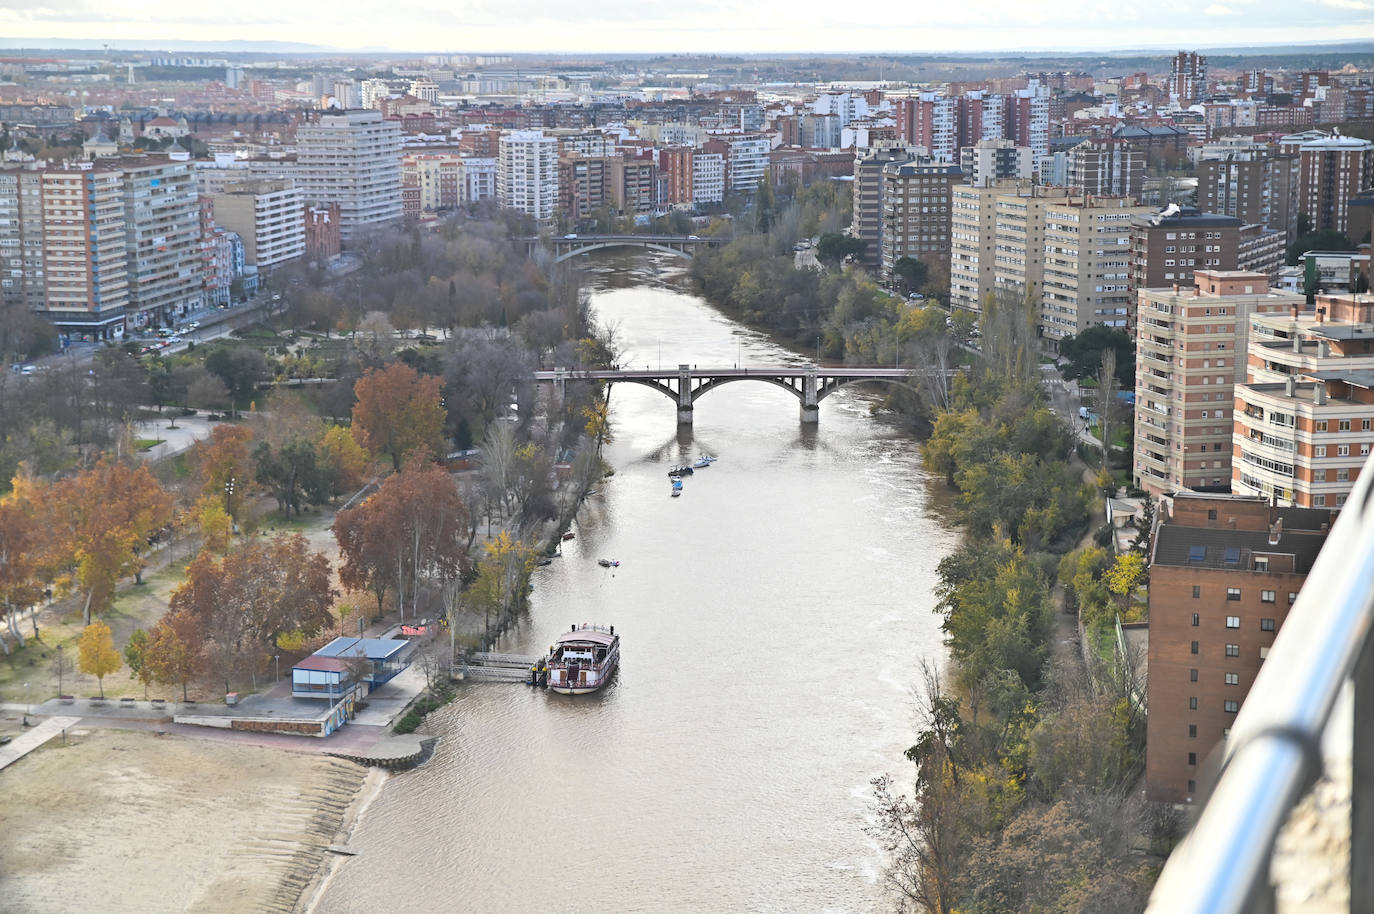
<box><xmin>1147</xmin><ymin>451</ymin><xmax>1374</xmax><ymax>914</ymax></box>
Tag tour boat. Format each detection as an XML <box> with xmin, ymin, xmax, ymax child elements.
<box><xmin>545</xmin><ymin>623</ymin><xmax>619</xmax><ymax>694</ymax></box>
<box><xmin>668</xmin><ymin>465</ymin><xmax>694</xmax><ymax>477</ymax></box>
<box><xmin>597</xmin><ymin>558</ymin><xmax>620</xmax><ymax>568</ymax></box>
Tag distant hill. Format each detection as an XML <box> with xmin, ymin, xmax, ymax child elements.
<box><xmin>0</xmin><ymin>38</ymin><xmax>334</xmax><ymax>54</ymax></box>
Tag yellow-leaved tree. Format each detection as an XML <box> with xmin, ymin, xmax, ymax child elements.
<box><xmin>78</xmin><ymin>620</ymin><xmax>122</xmax><ymax>698</ymax></box>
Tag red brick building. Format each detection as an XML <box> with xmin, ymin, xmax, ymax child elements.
<box><xmin>1145</xmin><ymin>493</ymin><xmax>1330</xmax><ymax>803</ymax></box>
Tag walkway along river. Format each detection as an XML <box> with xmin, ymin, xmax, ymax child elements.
<box><xmin>315</xmin><ymin>254</ymin><xmax>960</xmax><ymax>913</ymax></box>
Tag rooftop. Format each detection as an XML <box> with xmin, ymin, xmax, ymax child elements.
<box><xmin>315</xmin><ymin>636</ymin><xmax>411</xmax><ymax>661</ymax></box>
<box><xmin>1154</xmin><ymin>524</ymin><xmax>1327</xmax><ymax>573</ymax></box>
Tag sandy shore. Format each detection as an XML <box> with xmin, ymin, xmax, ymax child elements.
<box><xmin>0</xmin><ymin>728</ymin><xmax>368</xmax><ymax>913</ymax></box>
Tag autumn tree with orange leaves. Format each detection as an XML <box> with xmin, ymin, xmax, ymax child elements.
<box><xmin>170</xmin><ymin>533</ymin><xmax>335</xmax><ymax>692</ymax></box>
<box><xmin>48</xmin><ymin>459</ymin><xmax>174</xmax><ymax>625</ymax></box>
<box><xmin>351</xmin><ymin>363</ymin><xmax>446</xmax><ymax>471</ymax></box>
<box><xmin>188</xmin><ymin>424</ymin><xmax>255</xmax><ymax>522</ymax></box>
<box><xmin>143</xmin><ymin>608</ymin><xmax>204</xmax><ymax>701</ymax></box>
<box><xmin>0</xmin><ymin>484</ymin><xmax>44</xmax><ymax>653</ymax></box>
<box><xmin>334</xmin><ymin>453</ymin><xmax>470</xmax><ymax>620</ymax></box>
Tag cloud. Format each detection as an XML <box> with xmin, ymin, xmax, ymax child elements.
<box><xmin>1321</xmin><ymin>0</ymin><xmax>1371</xmax><ymax>8</ymax></box>
<box><xmin>1205</xmin><ymin>3</ymin><xmax>1235</xmax><ymax>12</ymax></box>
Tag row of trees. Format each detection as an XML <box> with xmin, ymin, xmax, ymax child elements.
<box><xmin>872</xmin><ymin>292</ymin><xmax>1157</xmax><ymax>912</ymax></box>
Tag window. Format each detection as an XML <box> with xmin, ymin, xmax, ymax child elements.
<box><xmin>1188</xmin><ymin>724</ymin><xmax>1197</xmax><ymax>738</ymax></box>
<box><xmin>1316</xmin><ymin>420</ymin><xmax>1328</xmax><ymax>432</ymax></box>
<box><xmin>1226</xmin><ymin>615</ymin><xmax>1240</xmax><ymax>627</ymax></box>
<box><xmin>1340</xmin><ymin>419</ymin><xmax>1351</xmax><ymax>431</ymax></box>
<box><xmin>1189</xmin><ymin>697</ymin><xmax>1199</xmax><ymax>709</ymax></box>
<box><xmin>1339</xmin><ymin>445</ymin><xmax>1351</xmax><ymax>457</ymax></box>
<box><xmin>1224</xmin><ymin>700</ymin><xmax>1240</xmax><ymax>713</ymax></box>
<box><xmin>1188</xmin><ymin>545</ymin><xmax>1206</xmax><ymax>562</ymax></box>
<box><xmin>1315</xmin><ymin>495</ymin><xmax>1327</xmax><ymax>506</ymax></box>
<box><xmin>1364</xmin><ymin>419</ymin><xmax>1371</xmax><ymax>431</ymax></box>
<box><xmin>1261</xmin><ymin>591</ymin><xmax>1275</xmax><ymax>604</ymax></box>
<box><xmin>1192</xmin><ymin>587</ymin><xmax>1201</xmax><ymax>599</ymax></box>
<box><xmin>1289</xmin><ymin>592</ymin><xmax>1298</xmax><ymax>604</ymax></box>
<box><xmin>1188</xmin><ymin>752</ymin><xmax>1197</xmax><ymax>766</ymax></box>
<box><xmin>1188</xmin><ymin>779</ymin><xmax>1197</xmax><ymax>794</ymax></box>
<box><xmin>1261</xmin><ymin>617</ymin><xmax>1276</xmax><ymax>631</ymax></box>
<box><xmin>1226</xmin><ymin>643</ymin><xmax>1240</xmax><ymax>657</ymax></box>
<box><xmin>1226</xmin><ymin>588</ymin><xmax>1241</xmax><ymax>601</ymax></box>
<box><xmin>1316</xmin><ymin>445</ymin><xmax>1327</xmax><ymax>457</ymax></box>
<box><xmin>1260</xmin><ymin>645</ymin><xmax>1271</xmax><ymax>660</ymax></box>
<box><xmin>1191</xmin><ymin>640</ymin><xmax>1200</xmax><ymax>654</ymax></box>
<box><xmin>1315</xmin><ymin>469</ymin><xmax>1327</xmax><ymax>482</ymax></box>
<box><xmin>1190</xmin><ymin>668</ymin><xmax>1199</xmax><ymax>682</ymax></box>
<box><xmin>1224</xmin><ymin>547</ymin><xmax>1240</xmax><ymax>565</ymax></box>
<box><xmin>1225</xmin><ymin>672</ymin><xmax>1240</xmax><ymax>685</ymax></box>
<box><xmin>1207</xmin><ymin>509</ymin><xmax>1218</xmax><ymax>520</ymax></box>
<box><xmin>1192</xmin><ymin>612</ymin><xmax>1201</xmax><ymax>626</ymax></box>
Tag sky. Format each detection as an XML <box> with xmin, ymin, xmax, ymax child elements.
<box><xmin>0</xmin><ymin>0</ymin><xmax>1370</xmax><ymax>55</ymax></box>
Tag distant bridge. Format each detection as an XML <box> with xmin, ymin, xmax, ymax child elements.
<box><xmin>520</xmin><ymin>234</ymin><xmax>725</xmax><ymax>264</ymax></box>
<box><xmin>532</xmin><ymin>364</ymin><xmax>956</xmax><ymax>425</ymax></box>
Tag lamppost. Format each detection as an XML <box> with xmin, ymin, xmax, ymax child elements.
<box><xmin>224</xmin><ymin>476</ymin><xmax>235</xmax><ymax>520</ymax></box>
<box><xmin>273</xmin><ymin>654</ymin><xmax>280</xmax><ymax>682</ymax></box>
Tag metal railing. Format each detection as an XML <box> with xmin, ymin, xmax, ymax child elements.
<box><xmin>1146</xmin><ymin>458</ymin><xmax>1374</xmax><ymax>914</ymax></box>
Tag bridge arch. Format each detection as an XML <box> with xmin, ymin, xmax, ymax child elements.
<box><xmin>552</xmin><ymin>241</ymin><xmax>695</xmax><ymax>264</ymax></box>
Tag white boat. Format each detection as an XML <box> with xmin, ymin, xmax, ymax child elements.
<box><xmin>545</xmin><ymin>624</ymin><xmax>619</xmax><ymax>694</ymax></box>
<box><xmin>692</xmin><ymin>457</ymin><xmax>711</xmax><ymax>468</ymax></box>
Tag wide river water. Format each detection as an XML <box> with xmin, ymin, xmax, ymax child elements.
<box><xmin>318</xmin><ymin>254</ymin><xmax>958</xmax><ymax>913</ymax></box>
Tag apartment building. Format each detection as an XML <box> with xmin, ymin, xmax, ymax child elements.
<box><xmin>1133</xmin><ymin>271</ymin><xmax>1304</xmax><ymax>496</ymax></box>
<box><xmin>118</xmin><ymin>155</ymin><xmax>203</xmax><ymax>327</ymax></box>
<box><xmin>722</xmin><ymin>135</ymin><xmax>771</xmax><ymax>194</ymax></box>
<box><xmin>1040</xmin><ymin>196</ymin><xmax>1153</xmax><ymax>341</ymax></box>
<box><xmin>879</xmin><ymin>159</ymin><xmax>962</xmax><ymax>279</ymax></box>
<box><xmin>853</xmin><ymin>144</ymin><xmax>919</xmax><ymax>270</ymax></box>
<box><xmin>1196</xmin><ymin>140</ymin><xmax>1299</xmax><ymax>243</ymax></box>
<box><xmin>1233</xmin><ymin>292</ymin><xmax>1374</xmax><ymax>508</ymax></box>
<box><xmin>950</xmin><ymin>181</ymin><xmax>1011</xmax><ymax>312</ymax></box>
<box><xmin>208</xmin><ymin>179</ymin><xmax>305</xmax><ymax>269</ymax></box>
<box><xmin>558</xmin><ymin>155</ymin><xmax>614</xmax><ymax>221</ymax></box>
<box><xmin>498</xmin><ymin>130</ymin><xmax>559</xmax><ymax>222</ymax></box>
<box><xmin>1168</xmin><ymin>51</ymin><xmax>1209</xmax><ymax>105</ymax></box>
<box><xmin>402</xmin><ymin>152</ymin><xmax>463</xmax><ymax>213</ymax></box>
<box><xmin>0</xmin><ymin>164</ymin><xmax>45</xmax><ymax>313</ymax></box>
<box><xmin>991</xmin><ymin>184</ymin><xmax>1074</xmax><ymax>307</ymax></box>
<box><xmin>691</xmin><ymin>153</ymin><xmax>724</xmax><ymax>206</ymax></box>
<box><xmin>38</xmin><ymin>163</ymin><xmax>129</xmax><ymax>338</ymax></box>
<box><xmin>658</xmin><ymin>147</ymin><xmax>693</xmax><ymax>207</ymax></box>
<box><xmin>1145</xmin><ymin>492</ymin><xmax>1329</xmax><ymax>803</ymax></box>
<box><xmin>1067</xmin><ymin>138</ymin><xmax>1146</xmax><ymax>198</ymax></box>
<box><xmin>1295</xmin><ymin>134</ymin><xmax>1374</xmax><ymax>243</ymax></box>
<box><xmin>1129</xmin><ymin>208</ymin><xmax>1244</xmax><ymax>330</ymax></box>
<box><xmin>293</xmin><ymin>109</ymin><xmax>403</xmax><ymax>242</ymax></box>
<box><xmin>458</xmin><ymin>157</ymin><xmax>497</xmax><ymax>205</ymax></box>
<box><xmin>959</xmin><ymin>138</ymin><xmax>1032</xmax><ymax>187</ymax></box>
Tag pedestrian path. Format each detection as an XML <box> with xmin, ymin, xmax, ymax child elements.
<box><xmin>0</xmin><ymin>716</ymin><xmax>82</xmax><ymax>772</ymax></box>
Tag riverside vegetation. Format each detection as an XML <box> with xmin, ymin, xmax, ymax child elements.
<box><xmin>685</xmin><ymin>181</ymin><xmax>1165</xmax><ymax>913</ymax></box>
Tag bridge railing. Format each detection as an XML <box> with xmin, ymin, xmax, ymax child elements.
<box><xmin>1145</xmin><ymin>455</ymin><xmax>1374</xmax><ymax>914</ymax></box>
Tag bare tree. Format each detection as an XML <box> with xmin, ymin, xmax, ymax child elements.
<box><xmin>1094</xmin><ymin>347</ymin><xmax>1119</xmax><ymax>472</ymax></box>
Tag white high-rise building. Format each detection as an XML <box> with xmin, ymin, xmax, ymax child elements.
<box><xmin>209</xmin><ymin>179</ymin><xmax>306</xmax><ymax>269</ymax></box>
<box><xmin>692</xmin><ymin>153</ymin><xmax>725</xmax><ymax>205</ymax></box>
<box><xmin>498</xmin><ymin>130</ymin><xmax>558</xmax><ymax>221</ymax></box>
<box><xmin>725</xmin><ymin>135</ymin><xmax>771</xmax><ymax>193</ymax></box>
<box><xmin>459</xmin><ymin>156</ymin><xmax>497</xmax><ymax>204</ymax></box>
<box><xmin>293</xmin><ymin>110</ymin><xmax>402</xmax><ymax>243</ymax></box>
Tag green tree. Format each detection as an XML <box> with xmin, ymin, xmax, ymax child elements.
<box><xmin>893</xmin><ymin>256</ymin><xmax>929</xmax><ymax>294</ymax></box>
<box><xmin>124</xmin><ymin>627</ymin><xmax>153</xmax><ymax>697</ymax></box>
<box><xmin>203</xmin><ymin>346</ymin><xmax>267</xmax><ymax>417</ymax></box>
<box><xmin>815</xmin><ymin>232</ymin><xmax>866</xmax><ymax>268</ymax></box>
<box><xmin>1057</xmin><ymin>325</ymin><xmax>1134</xmax><ymax>389</ymax></box>
<box><xmin>78</xmin><ymin>620</ymin><xmax>122</xmax><ymax>698</ymax></box>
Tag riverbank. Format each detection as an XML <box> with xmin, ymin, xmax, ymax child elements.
<box><xmin>0</xmin><ymin>727</ymin><xmax>367</xmax><ymax>913</ymax></box>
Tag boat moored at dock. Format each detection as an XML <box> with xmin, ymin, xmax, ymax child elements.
<box><xmin>545</xmin><ymin>623</ymin><xmax>619</xmax><ymax>694</ymax></box>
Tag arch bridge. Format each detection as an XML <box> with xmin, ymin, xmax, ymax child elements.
<box><xmin>520</xmin><ymin>234</ymin><xmax>725</xmax><ymax>264</ymax></box>
<box><xmin>533</xmin><ymin>364</ymin><xmax>956</xmax><ymax>425</ymax></box>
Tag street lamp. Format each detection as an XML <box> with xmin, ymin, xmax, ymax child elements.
<box><xmin>224</xmin><ymin>476</ymin><xmax>235</xmax><ymax>519</ymax></box>
<box><xmin>273</xmin><ymin>654</ymin><xmax>280</xmax><ymax>682</ymax></box>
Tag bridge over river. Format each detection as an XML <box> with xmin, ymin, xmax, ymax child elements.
<box><xmin>519</xmin><ymin>234</ymin><xmax>724</xmax><ymax>264</ymax></box>
<box><xmin>532</xmin><ymin>364</ymin><xmax>955</xmax><ymax>424</ymax></box>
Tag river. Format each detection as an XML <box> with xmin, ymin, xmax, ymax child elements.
<box><xmin>317</xmin><ymin>254</ymin><xmax>958</xmax><ymax>913</ymax></box>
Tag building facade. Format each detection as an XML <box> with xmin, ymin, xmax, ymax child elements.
<box><xmin>118</xmin><ymin>155</ymin><xmax>203</xmax><ymax>328</ymax></box>
<box><xmin>1133</xmin><ymin>271</ymin><xmax>1304</xmax><ymax>496</ymax></box>
<box><xmin>293</xmin><ymin>109</ymin><xmax>403</xmax><ymax>242</ymax></box>
<box><xmin>498</xmin><ymin>130</ymin><xmax>559</xmax><ymax>222</ymax></box>
<box><xmin>1145</xmin><ymin>492</ymin><xmax>1328</xmax><ymax>803</ymax></box>
<box><xmin>39</xmin><ymin>164</ymin><xmax>129</xmax><ymax>339</ymax></box>
<box><xmin>209</xmin><ymin>179</ymin><xmax>305</xmax><ymax>269</ymax></box>
<box><xmin>1040</xmin><ymin>196</ymin><xmax>1153</xmax><ymax>341</ymax></box>
<box><xmin>879</xmin><ymin>159</ymin><xmax>962</xmax><ymax>278</ymax></box>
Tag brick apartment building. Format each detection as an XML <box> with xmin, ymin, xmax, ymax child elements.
<box><xmin>1145</xmin><ymin>492</ymin><xmax>1330</xmax><ymax>803</ymax></box>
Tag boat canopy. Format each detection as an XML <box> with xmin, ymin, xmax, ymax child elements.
<box><xmin>555</xmin><ymin>629</ymin><xmax>616</xmax><ymax>647</ymax></box>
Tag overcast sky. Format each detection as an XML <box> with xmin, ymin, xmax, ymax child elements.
<box><xmin>0</xmin><ymin>0</ymin><xmax>1369</xmax><ymax>54</ymax></box>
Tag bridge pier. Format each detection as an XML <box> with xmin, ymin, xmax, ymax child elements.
<box><xmin>677</xmin><ymin>364</ymin><xmax>693</xmax><ymax>425</ymax></box>
<box><xmin>800</xmin><ymin>370</ymin><xmax>820</xmax><ymax>425</ymax></box>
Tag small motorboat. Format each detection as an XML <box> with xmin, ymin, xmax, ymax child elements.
<box><xmin>671</xmin><ymin>479</ymin><xmax>683</xmax><ymax>490</ymax></box>
<box><xmin>692</xmin><ymin>456</ymin><xmax>711</xmax><ymax>469</ymax></box>
<box><xmin>671</xmin><ymin>489</ymin><xmax>682</xmax><ymax>498</ymax></box>
<box><xmin>597</xmin><ymin>558</ymin><xmax>620</xmax><ymax>568</ymax></box>
<box><xmin>536</xmin><ymin>557</ymin><xmax>553</xmax><ymax>566</ymax></box>
<box><xmin>668</xmin><ymin>466</ymin><xmax>694</xmax><ymax>477</ymax></box>
<box><xmin>562</xmin><ymin>532</ymin><xmax>576</xmax><ymax>541</ymax></box>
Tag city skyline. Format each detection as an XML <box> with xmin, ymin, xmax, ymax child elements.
<box><xmin>0</xmin><ymin>0</ymin><xmax>1371</xmax><ymax>56</ymax></box>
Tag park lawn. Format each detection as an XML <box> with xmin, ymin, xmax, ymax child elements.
<box><xmin>134</xmin><ymin>438</ymin><xmax>163</xmax><ymax>451</ymax></box>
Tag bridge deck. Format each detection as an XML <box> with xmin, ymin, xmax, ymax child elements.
<box><xmin>533</xmin><ymin>366</ymin><xmax>937</xmax><ymax>380</ymax></box>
